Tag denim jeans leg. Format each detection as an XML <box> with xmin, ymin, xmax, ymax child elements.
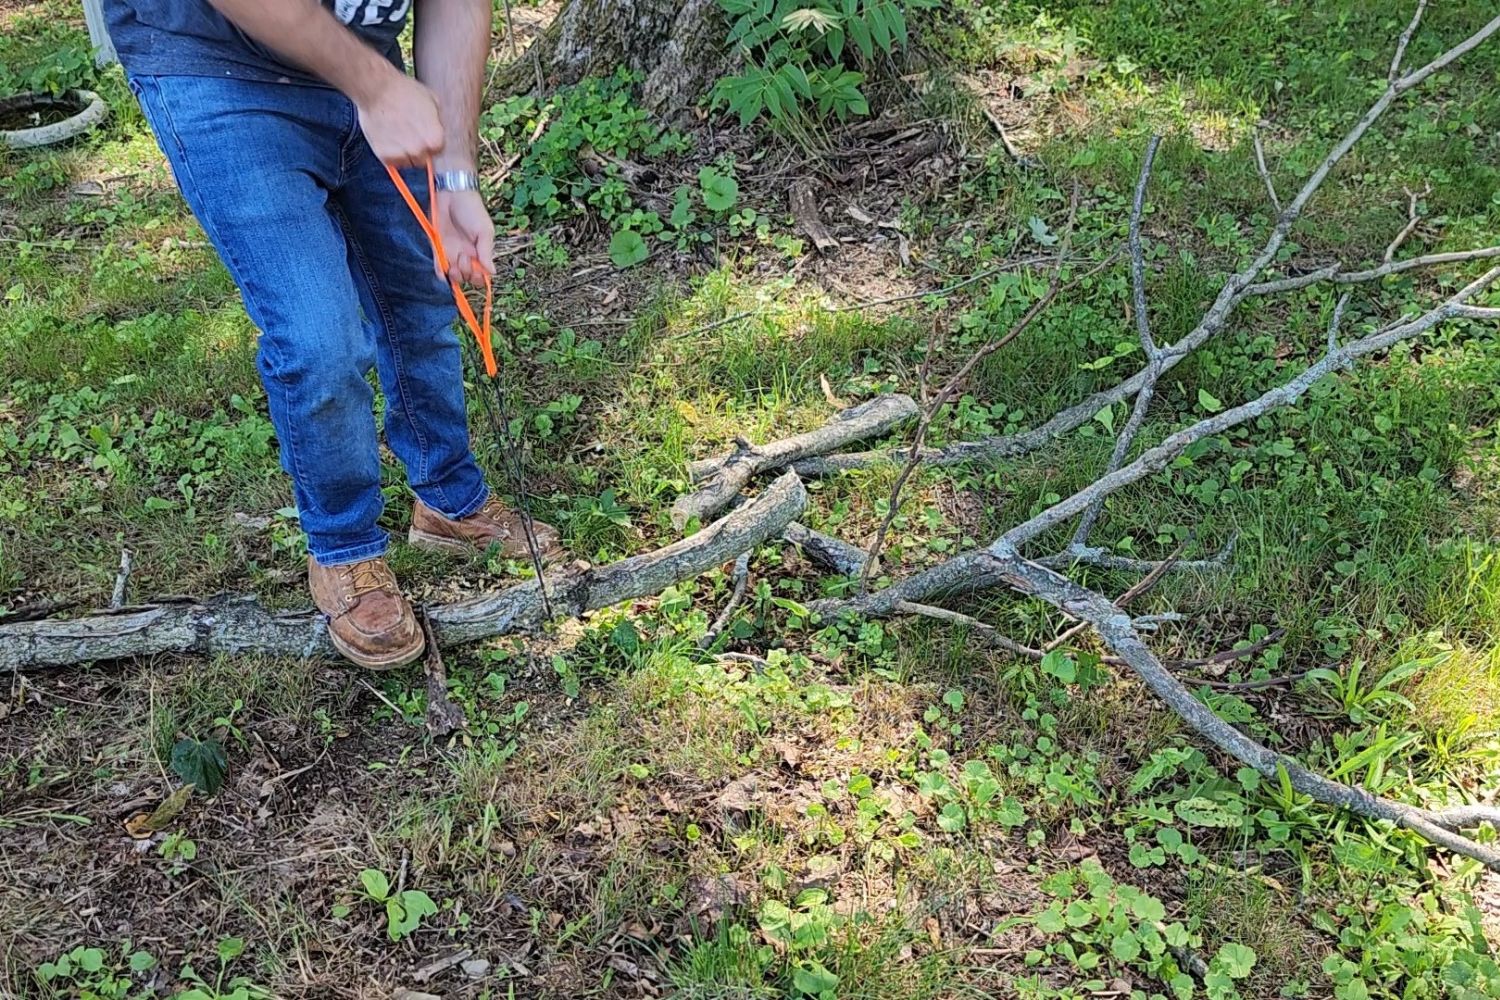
<box><xmin>332</xmin><ymin>127</ymin><xmax>490</xmax><ymax>520</ymax></box>
<box><xmin>128</xmin><ymin>75</ymin><xmax>389</xmax><ymax>564</ymax></box>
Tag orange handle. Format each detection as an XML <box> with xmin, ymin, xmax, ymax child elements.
<box><xmin>385</xmin><ymin>161</ymin><xmax>497</xmax><ymax>378</ymax></box>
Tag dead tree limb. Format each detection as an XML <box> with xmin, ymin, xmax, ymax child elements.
<box><xmin>983</xmin><ymin>547</ymin><xmax>1500</xmax><ymax>870</ymax></box>
<box><xmin>674</xmin><ymin>395</ymin><xmax>917</xmax><ymax>528</ymax></box>
<box><xmin>776</xmin><ymin>14</ymin><xmax>1500</xmax><ymax>480</ymax></box>
<box><xmin>2</xmin><ymin>472</ymin><xmax>807</xmax><ymax>672</ymax></box>
<box><xmin>798</xmin><ymin>8</ymin><xmax>1500</xmax><ymax>870</ymax></box>
<box><xmin>1072</xmin><ymin>137</ymin><xmax>1162</xmax><ymax>548</ymax></box>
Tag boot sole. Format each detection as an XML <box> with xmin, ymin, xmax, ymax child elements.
<box><xmin>408</xmin><ymin>526</ymin><xmax>563</xmax><ymax>564</ymax></box>
<box><xmin>327</xmin><ymin>626</ymin><xmax>426</xmax><ymax>672</ymax></box>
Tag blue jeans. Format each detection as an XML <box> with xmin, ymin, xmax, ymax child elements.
<box><xmin>128</xmin><ymin>74</ymin><xmax>489</xmax><ymax>565</ymax></box>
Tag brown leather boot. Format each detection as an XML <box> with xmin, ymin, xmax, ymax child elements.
<box><xmin>308</xmin><ymin>556</ymin><xmax>425</xmax><ymax>670</ymax></box>
<box><xmin>408</xmin><ymin>496</ymin><xmax>565</xmax><ymax>563</ymax></box>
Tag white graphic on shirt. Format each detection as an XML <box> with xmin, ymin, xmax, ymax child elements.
<box><xmin>332</xmin><ymin>0</ymin><xmax>411</xmax><ymax>27</ymax></box>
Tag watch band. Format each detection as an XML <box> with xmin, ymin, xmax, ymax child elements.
<box><xmin>433</xmin><ymin>170</ymin><xmax>481</xmax><ymax>192</ymax></box>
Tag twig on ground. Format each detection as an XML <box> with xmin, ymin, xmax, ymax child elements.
<box><xmin>1071</xmin><ymin>136</ymin><xmax>1162</xmax><ymax>547</ymax></box>
<box><xmin>1035</xmin><ymin>537</ymin><xmax>1236</xmax><ymax>575</ymax></box>
<box><xmin>1197</xmin><ymin>667</ymin><xmax>1314</xmax><ymax>693</ymax></box>
<box><xmin>419</xmin><ymin>609</ymin><xmax>467</xmax><ymax>738</ymax></box>
<box><xmin>1384</xmin><ymin>183</ymin><xmax>1432</xmax><ymax>263</ymax></box>
<box><xmin>1252</xmin><ymin>126</ymin><xmax>1281</xmax><ymax>215</ymax></box>
<box><xmin>718</xmin><ymin>651</ymin><xmax>770</xmax><ymax>670</ymax></box>
<box><xmin>1173</xmin><ymin>629</ymin><xmax>1287</xmax><ymax>669</ymax></box>
<box><xmin>698</xmin><ymin>552</ymin><xmax>751</xmax><ymax>650</ymax></box>
<box><xmin>109</xmin><ymin>549</ymin><xmax>133</xmax><ymax>610</ymax></box>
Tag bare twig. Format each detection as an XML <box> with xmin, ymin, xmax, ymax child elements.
<box><xmin>676</xmin><ymin>397</ymin><xmax>917</xmax><ymax>529</ymax></box>
<box><xmin>109</xmin><ymin>549</ymin><xmax>133</xmax><ymax>610</ymax></box>
<box><xmin>1173</xmin><ymin>629</ymin><xmax>1287</xmax><ymax>669</ymax></box>
<box><xmin>1196</xmin><ymin>667</ymin><xmax>1314</xmax><ymax>693</ymax></box>
<box><xmin>1036</xmin><ymin>537</ymin><xmax>1236</xmax><ymax>575</ymax></box>
<box><xmin>1072</xmin><ymin>138</ymin><xmax>1162</xmax><ymax>547</ymax></box>
<box><xmin>1128</xmin><ymin>136</ymin><xmax>1161</xmax><ymax>357</ymax></box>
<box><xmin>1390</xmin><ymin>0</ymin><xmax>1430</xmax><ymax>83</ymax></box>
<box><xmin>1252</xmin><ymin>127</ymin><xmax>1281</xmax><ymax>215</ymax></box>
<box><xmin>698</xmin><ymin>552</ymin><xmax>752</xmax><ymax>650</ymax></box>
<box><xmin>1384</xmin><ymin>183</ymin><xmax>1431</xmax><ymax>263</ymax></box>
<box><xmin>1327</xmin><ymin>291</ymin><xmax>1352</xmax><ymax>354</ymax></box>
<box><xmin>1243</xmin><ymin>245</ymin><xmax>1500</xmax><ymax>297</ymax></box>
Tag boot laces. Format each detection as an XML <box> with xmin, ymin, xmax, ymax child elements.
<box><xmin>342</xmin><ymin>559</ymin><xmax>393</xmax><ymax>600</ymax></box>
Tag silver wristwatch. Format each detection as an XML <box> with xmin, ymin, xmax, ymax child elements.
<box><xmin>433</xmin><ymin>170</ymin><xmax>481</xmax><ymax>192</ymax></box>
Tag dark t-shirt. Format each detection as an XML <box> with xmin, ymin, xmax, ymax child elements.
<box><xmin>103</xmin><ymin>0</ymin><xmax>411</xmax><ymax>84</ymax></box>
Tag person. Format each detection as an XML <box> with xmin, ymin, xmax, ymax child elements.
<box><xmin>102</xmin><ymin>0</ymin><xmax>563</xmax><ymax>670</ymax></box>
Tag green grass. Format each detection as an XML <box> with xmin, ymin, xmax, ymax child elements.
<box><xmin>6</xmin><ymin>0</ymin><xmax>1500</xmax><ymax>997</ymax></box>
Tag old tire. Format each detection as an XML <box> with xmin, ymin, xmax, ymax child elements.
<box><xmin>0</xmin><ymin>90</ymin><xmax>109</xmax><ymax>150</ymax></box>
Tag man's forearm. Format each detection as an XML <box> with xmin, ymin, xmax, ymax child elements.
<box><xmin>414</xmin><ymin>0</ymin><xmax>491</xmax><ymax>170</ymax></box>
<box><xmin>207</xmin><ymin>0</ymin><xmax>401</xmax><ymax>106</ymax></box>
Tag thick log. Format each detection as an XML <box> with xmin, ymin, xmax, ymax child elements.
<box><xmin>2</xmin><ymin>472</ymin><xmax>807</xmax><ymax>672</ymax></box>
<box><xmin>673</xmin><ymin>394</ymin><xmax>918</xmax><ymax>528</ymax></box>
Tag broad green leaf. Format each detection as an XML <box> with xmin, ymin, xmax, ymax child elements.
<box><xmin>610</xmin><ymin>618</ymin><xmax>640</xmax><ymax>655</ymax></box>
<box><xmin>1198</xmin><ymin>388</ymin><xmax>1223</xmax><ymax>412</ymax></box>
<box><xmin>170</xmin><ymin>737</ymin><xmax>228</xmax><ymax>795</ymax></box>
<box><xmin>1028</xmin><ymin>215</ymin><xmax>1059</xmax><ymax>246</ymax></box>
<box><xmin>608</xmin><ymin>229</ymin><xmax>649</xmax><ymax>268</ymax></box>
<box><xmin>359</xmin><ymin>868</ymin><xmax>391</xmax><ymax>901</ymax></box>
<box><xmin>1111</xmin><ymin>930</ymin><xmax>1142</xmax><ymax>962</ymax></box>
<box><xmin>792</xmin><ymin>960</ymin><xmax>839</xmax><ymax>995</ymax></box>
<box><xmin>936</xmin><ymin>801</ymin><xmax>967</xmax><ymax>832</ymax></box>
<box><xmin>1040</xmin><ymin>649</ymin><xmax>1076</xmax><ymax>684</ymax></box>
<box><xmin>1214</xmin><ymin>942</ymin><xmax>1257</xmax><ymax>978</ymax></box>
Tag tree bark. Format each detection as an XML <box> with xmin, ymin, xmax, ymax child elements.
<box><xmin>1</xmin><ymin>472</ymin><xmax>806</xmax><ymax>672</ymax></box>
<box><xmin>499</xmin><ymin>0</ymin><xmax>730</xmax><ymax>115</ymax></box>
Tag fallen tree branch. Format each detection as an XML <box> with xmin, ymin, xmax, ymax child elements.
<box><xmin>781</xmin><ymin>521</ymin><xmax>873</xmax><ymax>577</ymax></box>
<box><xmin>820</xmin><ymin>262</ymin><xmax>1500</xmax><ymax>621</ymax></box>
<box><xmin>785</xmin><ymin>16</ymin><xmax>1500</xmax><ymax>480</ymax></box>
<box><xmin>1035</xmin><ymin>538</ymin><xmax>1236</xmax><ymax>575</ymax></box>
<box><xmin>2</xmin><ymin>473</ymin><xmax>808</xmax><ymax>672</ymax></box>
<box><xmin>799</xmin><ymin>9</ymin><xmax>1500</xmax><ymax>872</ymax></box>
<box><xmin>675</xmin><ymin>395</ymin><xmax>917</xmax><ymax>528</ymax></box>
<box><xmin>983</xmin><ymin>546</ymin><xmax>1500</xmax><ymax>871</ymax></box>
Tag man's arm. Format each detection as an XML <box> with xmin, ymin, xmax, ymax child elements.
<box><xmin>207</xmin><ymin>0</ymin><xmax>444</xmax><ymax>167</ymax></box>
<box><xmin>414</xmin><ymin>0</ymin><xmax>495</xmax><ymax>283</ymax></box>
<box><xmin>414</xmin><ymin>0</ymin><xmax>489</xmax><ymax>176</ymax></box>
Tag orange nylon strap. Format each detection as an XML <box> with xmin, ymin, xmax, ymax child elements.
<box><xmin>384</xmin><ymin>161</ymin><xmax>498</xmax><ymax>377</ymax></box>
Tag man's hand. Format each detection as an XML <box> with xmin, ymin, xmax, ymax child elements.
<box><xmin>435</xmin><ymin>188</ymin><xmax>495</xmax><ymax>286</ymax></box>
<box><xmin>356</xmin><ymin>73</ymin><xmax>446</xmax><ymax>168</ymax></box>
